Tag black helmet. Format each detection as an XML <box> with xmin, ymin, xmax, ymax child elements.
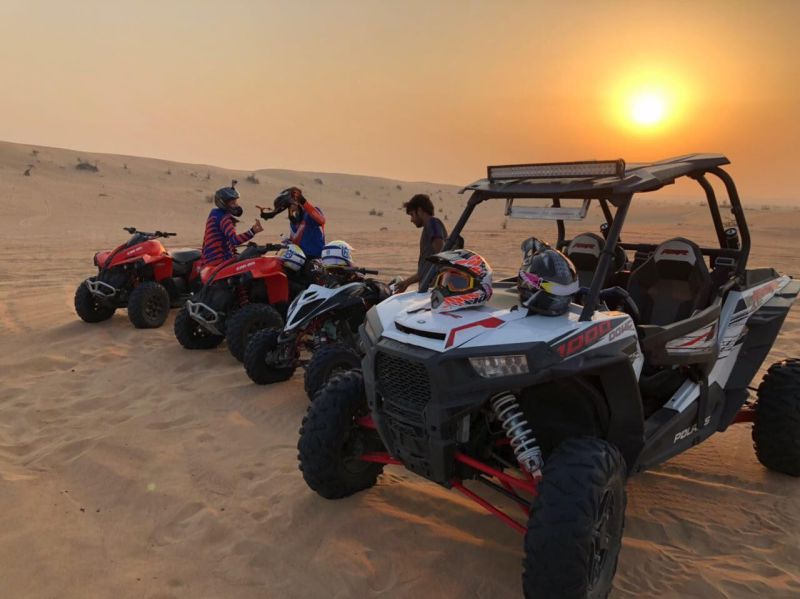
<box><xmin>274</xmin><ymin>187</ymin><xmax>305</xmax><ymax>223</ymax></box>
<box><xmin>214</xmin><ymin>180</ymin><xmax>243</xmax><ymax>217</ymax></box>
<box><xmin>518</xmin><ymin>248</ymin><xmax>579</xmax><ymax>316</ymax></box>
<box><xmin>520</xmin><ymin>237</ymin><xmax>551</xmax><ymax>270</ymax></box>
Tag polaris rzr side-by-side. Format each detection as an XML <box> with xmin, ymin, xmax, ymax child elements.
<box><xmin>243</xmin><ymin>265</ymin><xmax>390</xmax><ymax>399</ymax></box>
<box><xmin>174</xmin><ymin>242</ymin><xmax>323</xmax><ymax>361</ymax></box>
<box><xmin>298</xmin><ymin>155</ymin><xmax>799</xmax><ymax>598</ymax></box>
<box><xmin>75</xmin><ymin>226</ymin><xmax>202</xmax><ymax>328</ymax></box>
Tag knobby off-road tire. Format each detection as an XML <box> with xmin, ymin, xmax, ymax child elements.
<box><xmin>753</xmin><ymin>359</ymin><xmax>800</xmax><ymax>476</ymax></box>
<box><xmin>298</xmin><ymin>370</ymin><xmax>384</xmax><ymax>498</ymax></box>
<box><xmin>243</xmin><ymin>328</ymin><xmax>296</xmax><ymax>384</ymax></box>
<box><xmin>74</xmin><ymin>279</ymin><xmax>116</xmax><ymax>323</ymax></box>
<box><xmin>523</xmin><ymin>437</ymin><xmax>627</xmax><ymax>599</ymax></box>
<box><xmin>304</xmin><ymin>343</ymin><xmax>362</xmax><ymax>401</ymax></box>
<box><xmin>225</xmin><ymin>303</ymin><xmax>284</xmax><ymax>362</ymax></box>
<box><xmin>173</xmin><ymin>306</ymin><xmax>224</xmax><ymax>350</ymax></box>
<box><xmin>127</xmin><ymin>281</ymin><xmax>171</xmax><ymax>329</ymax></box>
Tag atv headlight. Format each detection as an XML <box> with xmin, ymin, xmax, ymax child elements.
<box><xmin>469</xmin><ymin>354</ymin><xmax>529</xmax><ymax>378</ymax></box>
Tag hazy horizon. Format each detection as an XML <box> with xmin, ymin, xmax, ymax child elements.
<box><xmin>2</xmin><ymin>0</ymin><xmax>798</xmax><ymax>200</ymax></box>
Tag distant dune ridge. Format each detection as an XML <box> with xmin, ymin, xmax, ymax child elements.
<box><xmin>0</xmin><ymin>139</ymin><xmax>798</xmax><ymax>598</ymax></box>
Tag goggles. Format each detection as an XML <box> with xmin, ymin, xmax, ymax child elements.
<box><xmin>433</xmin><ymin>268</ymin><xmax>477</xmax><ymax>293</ymax></box>
<box><xmin>519</xmin><ymin>271</ymin><xmax>579</xmax><ymax>297</ymax></box>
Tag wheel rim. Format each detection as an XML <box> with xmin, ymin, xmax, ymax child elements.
<box><xmin>589</xmin><ymin>488</ymin><xmax>615</xmax><ymax>590</ymax></box>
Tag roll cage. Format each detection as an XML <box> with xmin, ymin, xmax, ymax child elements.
<box><xmin>422</xmin><ymin>154</ymin><xmax>750</xmax><ymax>321</ymax></box>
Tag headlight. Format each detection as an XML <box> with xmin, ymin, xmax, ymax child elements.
<box><xmin>469</xmin><ymin>354</ymin><xmax>529</xmax><ymax>378</ymax></box>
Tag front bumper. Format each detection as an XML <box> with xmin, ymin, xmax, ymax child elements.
<box><xmin>186</xmin><ymin>300</ymin><xmax>225</xmax><ymax>336</ymax></box>
<box><xmin>361</xmin><ymin>331</ymin><xmax>561</xmax><ymax>486</ymax></box>
<box><xmin>85</xmin><ymin>278</ymin><xmax>118</xmax><ymax>301</ymax></box>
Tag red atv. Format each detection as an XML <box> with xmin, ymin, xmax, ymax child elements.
<box><xmin>75</xmin><ymin>227</ymin><xmax>202</xmax><ymax>328</ymax></box>
<box><xmin>174</xmin><ymin>242</ymin><xmax>321</xmax><ymax>361</ymax></box>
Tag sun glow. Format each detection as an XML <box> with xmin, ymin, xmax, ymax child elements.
<box><xmin>607</xmin><ymin>68</ymin><xmax>692</xmax><ymax>135</ymax></box>
<box><xmin>630</xmin><ymin>92</ymin><xmax>667</xmax><ymax>126</ymax></box>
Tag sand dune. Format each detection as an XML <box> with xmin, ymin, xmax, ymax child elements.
<box><xmin>0</xmin><ymin>140</ymin><xmax>798</xmax><ymax>598</ymax></box>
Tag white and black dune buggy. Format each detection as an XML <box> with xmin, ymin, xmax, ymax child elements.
<box><xmin>243</xmin><ymin>267</ymin><xmax>390</xmax><ymax>399</ymax></box>
<box><xmin>298</xmin><ymin>155</ymin><xmax>799</xmax><ymax>598</ymax></box>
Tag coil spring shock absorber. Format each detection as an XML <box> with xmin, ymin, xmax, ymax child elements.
<box><xmin>490</xmin><ymin>392</ymin><xmax>543</xmax><ymax>475</ymax></box>
<box><xmin>236</xmin><ymin>285</ymin><xmax>249</xmax><ymax>307</ymax></box>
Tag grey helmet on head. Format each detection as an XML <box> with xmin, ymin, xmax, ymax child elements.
<box><xmin>518</xmin><ymin>247</ymin><xmax>579</xmax><ymax>316</ymax></box>
<box><xmin>214</xmin><ymin>180</ymin><xmax>243</xmax><ymax>217</ymax></box>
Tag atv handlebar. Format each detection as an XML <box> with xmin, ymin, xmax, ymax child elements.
<box><xmin>122</xmin><ymin>227</ymin><xmax>177</xmax><ymax>238</ymax></box>
<box><xmin>326</xmin><ymin>265</ymin><xmax>379</xmax><ymax>275</ymax></box>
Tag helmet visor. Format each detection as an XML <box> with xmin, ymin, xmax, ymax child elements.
<box><xmin>434</xmin><ymin>268</ymin><xmax>476</xmax><ymax>293</ymax></box>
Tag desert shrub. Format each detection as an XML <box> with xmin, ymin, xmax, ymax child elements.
<box><xmin>396</xmin><ymin>184</ymin><xmax>402</xmax><ymax>190</ymax></box>
<box><xmin>501</xmin><ymin>219</ymin><xmax>507</xmax><ymax>230</ymax></box>
<box><xmin>314</xmin><ymin>177</ymin><xmax>323</xmax><ymax>185</ymax></box>
<box><xmin>166</xmin><ymin>169</ymin><xmax>172</xmax><ymax>175</ymax></box>
<box><xmin>31</xmin><ymin>149</ymin><xmax>39</xmax><ymax>158</ymax></box>
<box><xmin>355</xmin><ymin>190</ymin><xmax>361</xmax><ymax>196</ymax></box>
<box><xmin>761</xmin><ymin>204</ymin><xmax>771</xmax><ymax>211</ymax></box>
<box><xmin>246</xmin><ymin>173</ymin><xmax>260</xmax><ymax>184</ymax></box>
<box><xmin>76</xmin><ymin>158</ymin><xmax>99</xmax><ymax>172</ymax></box>
<box><xmin>23</xmin><ymin>165</ymin><xmax>32</xmax><ymax>176</ymax></box>
<box><xmin>205</xmin><ymin>195</ymin><xmax>214</xmax><ymax>203</ymax></box>
<box><xmin>205</xmin><ymin>171</ymin><xmax>211</xmax><ymax>180</ymax></box>
<box><xmin>123</xmin><ymin>163</ymin><xmax>128</xmax><ymax>170</ymax></box>
<box><xmin>369</xmin><ymin>208</ymin><xmax>377</xmax><ymax>215</ymax></box>
<box><xmin>380</xmin><ymin>226</ymin><xmax>388</xmax><ymax>231</ymax></box>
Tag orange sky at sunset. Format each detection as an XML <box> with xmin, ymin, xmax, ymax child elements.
<box><xmin>1</xmin><ymin>0</ymin><xmax>798</xmax><ymax>201</ymax></box>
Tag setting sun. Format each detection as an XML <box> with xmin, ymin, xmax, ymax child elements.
<box><xmin>630</xmin><ymin>91</ymin><xmax>667</xmax><ymax>126</ymax></box>
<box><xmin>606</xmin><ymin>67</ymin><xmax>694</xmax><ymax>137</ymax></box>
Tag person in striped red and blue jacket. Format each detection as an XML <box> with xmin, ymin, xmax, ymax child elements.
<box><xmin>201</xmin><ymin>181</ymin><xmax>264</xmax><ymax>267</ymax></box>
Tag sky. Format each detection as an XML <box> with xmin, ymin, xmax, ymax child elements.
<box><xmin>1</xmin><ymin>0</ymin><xmax>799</xmax><ymax>200</ymax></box>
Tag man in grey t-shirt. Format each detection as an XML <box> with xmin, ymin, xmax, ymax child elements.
<box><xmin>395</xmin><ymin>194</ymin><xmax>447</xmax><ymax>293</ymax></box>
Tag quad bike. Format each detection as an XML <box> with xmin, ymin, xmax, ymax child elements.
<box><xmin>243</xmin><ymin>266</ymin><xmax>390</xmax><ymax>398</ymax></box>
<box><xmin>75</xmin><ymin>226</ymin><xmax>202</xmax><ymax>328</ymax></box>
<box><xmin>174</xmin><ymin>242</ymin><xmax>321</xmax><ymax>361</ymax></box>
<box><xmin>298</xmin><ymin>156</ymin><xmax>800</xmax><ymax>598</ymax></box>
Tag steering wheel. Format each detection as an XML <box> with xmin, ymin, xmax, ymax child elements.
<box><xmin>598</xmin><ymin>286</ymin><xmax>640</xmax><ymax>325</ymax></box>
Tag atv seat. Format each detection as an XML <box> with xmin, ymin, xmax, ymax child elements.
<box><xmin>171</xmin><ymin>249</ymin><xmax>202</xmax><ymax>264</ymax></box>
<box><xmin>566</xmin><ymin>232</ymin><xmax>626</xmax><ymax>288</ymax></box>
<box><xmin>627</xmin><ymin>237</ymin><xmax>712</xmax><ymax>327</ymax></box>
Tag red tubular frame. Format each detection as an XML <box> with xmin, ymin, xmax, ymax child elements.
<box><xmin>732</xmin><ymin>406</ymin><xmax>756</xmax><ymax>424</ymax></box>
<box><xmin>355</xmin><ymin>418</ymin><xmax>538</xmax><ymax>535</ymax></box>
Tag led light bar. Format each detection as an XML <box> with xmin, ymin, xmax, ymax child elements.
<box><xmin>488</xmin><ymin>159</ymin><xmax>625</xmax><ymax>182</ymax></box>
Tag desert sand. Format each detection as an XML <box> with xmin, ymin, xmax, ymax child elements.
<box><xmin>0</xmin><ymin>140</ymin><xmax>798</xmax><ymax>598</ymax></box>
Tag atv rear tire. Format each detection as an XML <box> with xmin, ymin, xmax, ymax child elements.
<box><xmin>74</xmin><ymin>279</ymin><xmax>116</xmax><ymax>323</ymax></box>
<box><xmin>753</xmin><ymin>359</ymin><xmax>800</xmax><ymax>476</ymax></box>
<box><xmin>174</xmin><ymin>306</ymin><xmax>224</xmax><ymax>350</ymax></box>
<box><xmin>523</xmin><ymin>437</ymin><xmax>627</xmax><ymax>599</ymax></box>
<box><xmin>127</xmin><ymin>281</ymin><xmax>170</xmax><ymax>329</ymax></box>
<box><xmin>298</xmin><ymin>370</ymin><xmax>384</xmax><ymax>498</ymax></box>
<box><xmin>304</xmin><ymin>343</ymin><xmax>362</xmax><ymax>401</ymax></box>
<box><xmin>225</xmin><ymin>303</ymin><xmax>284</xmax><ymax>362</ymax></box>
<box><xmin>243</xmin><ymin>328</ymin><xmax>296</xmax><ymax>384</ymax></box>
